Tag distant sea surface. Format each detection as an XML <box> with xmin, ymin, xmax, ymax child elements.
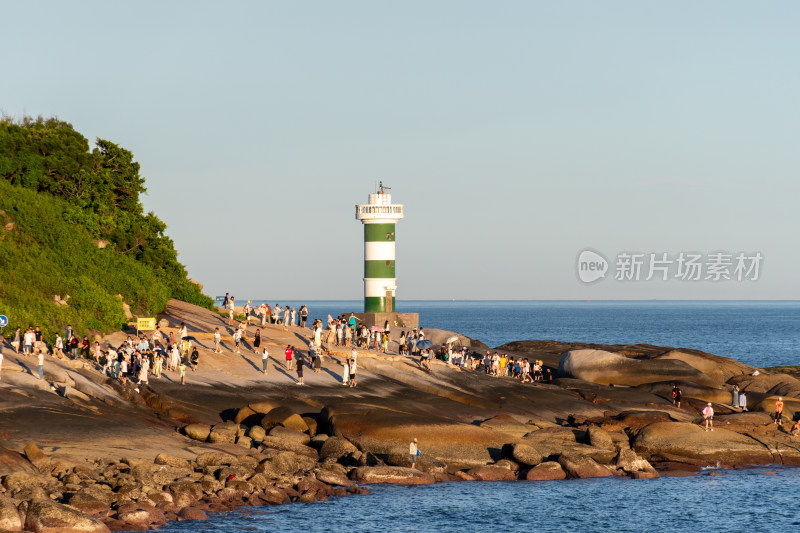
<box><xmin>243</xmin><ymin>300</ymin><xmax>799</xmax><ymax>368</ymax></box>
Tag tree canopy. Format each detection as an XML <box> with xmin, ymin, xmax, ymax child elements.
<box><xmin>0</xmin><ymin>116</ymin><xmax>212</xmax><ymax>309</ymax></box>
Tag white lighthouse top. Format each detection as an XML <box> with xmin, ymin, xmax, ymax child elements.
<box><xmin>355</xmin><ymin>183</ymin><xmax>404</xmax><ymax>223</ymax></box>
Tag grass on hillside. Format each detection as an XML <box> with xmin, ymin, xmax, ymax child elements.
<box><xmin>0</xmin><ymin>180</ymin><xmax>171</xmax><ymax>339</ymax></box>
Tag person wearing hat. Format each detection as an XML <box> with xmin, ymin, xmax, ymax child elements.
<box><xmin>774</xmin><ymin>397</ymin><xmax>784</xmax><ymax>425</ymax></box>
<box><xmin>409</xmin><ymin>438</ymin><xmax>420</xmax><ymax>468</ymax></box>
<box><xmin>702</xmin><ymin>402</ymin><xmax>714</xmax><ymax>431</ymax></box>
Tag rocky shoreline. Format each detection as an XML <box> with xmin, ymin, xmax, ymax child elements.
<box><xmin>3</xmin><ymin>299</ymin><xmax>800</xmax><ymax>532</ymax></box>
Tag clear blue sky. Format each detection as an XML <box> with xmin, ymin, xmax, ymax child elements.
<box><xmin>2</xmin><ymin>1</ymin><xmax>798</xmax><ymax>300</ymax></box>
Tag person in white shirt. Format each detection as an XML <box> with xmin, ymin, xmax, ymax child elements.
<box><xmin>409</xmin><ymin>438</ymin><xmax>419</xmax><ymax>468</ymax></box>
<box><xmin>213</xmin><ymin>328</ymin><xmax>222</xmax><ymax>353</ymax></box>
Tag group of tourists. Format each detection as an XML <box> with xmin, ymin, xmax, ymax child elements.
<box><xmin>7</xmin><ymin>322</ymin><xmax>201</xmax><ymax>387</ymax></box>
<box><xmin>97</xmin><ymin>324</ymin><xmax>198</xmax><ymax>386</ymax></box>
<box><xmin>220</xmin><ymin>294</ymin><xmax>309</xmax><ymax>330</ymax></box>
<box><xmin>10</xmin><ymin>324</ymin><xmax>95</xmax><ymax>380</ymax></box>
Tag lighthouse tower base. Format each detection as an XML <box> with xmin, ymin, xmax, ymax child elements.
<box><xmin>346</xmin><ymin>312</ymin><xmax>419</xmax><ymax>330</ymax></box>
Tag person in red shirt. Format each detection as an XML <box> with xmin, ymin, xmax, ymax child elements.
<box><xmin>285</xmin><ymin>345</ymin><xmax>294</xmax><ymax>370</ymax></box>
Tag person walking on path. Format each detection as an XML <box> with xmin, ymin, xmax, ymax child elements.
<box><xmin>11</xmin><ymin>327</ymin><xmax>20</xmax><ymax>353</ymax></box>
<box><xmin>214</xmin><ymin>328</ymin><xmax>222</xmax><ymax>353</ymax></box>
<box><xmin>702</xmin><ymin>403</ymin><xmax>714</xmax><ymax>431</ymax></box>
<box><xmin>261</xmin><ymin>348</ymin><xmax>269</xmax><ymax>374</ymax></box>
<box><xmin>233</xmin><ymin>329</ymin><xmax>242</xmax><ymax>354</ymax></box>
<box><xmin>409</xmin><ymin>438</ymin><xmax>419</xmax><ymax>468</ymax></box>
<box><xmin>732</xmin><ymin>384</ymin><xmax>740</xmax><ymax>408</ymax></box>
<box><xmin>774</xmin><ymin>398</ymin><xmax>784</xmax><ymax>426</ymax></box>
<box><xmin>285</xmin><ymin>345</ymin><xmax>294</xmax><ymax>370</ymax></box>
<box><xmin>296</xmin><ymin>356</ymin><xmax>304</xmax><ymax>385</ymax></box>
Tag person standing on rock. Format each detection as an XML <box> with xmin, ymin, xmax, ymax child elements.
<box><xmin>37</xmin><ymin>349</ymin><xmax>44</xmax><ymax>380</ymax></box>
<box><xmin>261</xmin><ymin>348</ymin><xmax>270</xmax><ymax>374</ymax></box>
<box><xmin>342</xmin><ymin>357</ymin><xmax>350</xmax><ymax>386</ymax></box>
<box><xmin>349</xmin><ymin>357</ymin><xmax>358</xmax><ymax>388</ymax></box>
<box><xmin>409</xmin><ymin>438</ymin><xmax>419</xmax><ymax>468</ymax></box>
<box><xmin>739</xmin><ymin>390</ymin><xmax>747</xmax><ymax>411</ymax></box>
<box><xmin>300</xmin><ymin>305</ymin><xmax>308</xmax><ymax>328</ymax></box>
<box><xmin>774</xmin><ymin>398</ymin><xmax>784</xmax><ymax>426</ymax></box>
<box><xmin>253</xmin><ymin>329</ymin><xmax>261</xmax><ymax>352</ymax></box>
<box><xmin>702</xmin><ymin>403</ymin><xmax>714</xmax><ymax>431</ymax></box>
<box><xmin>179</xmin><ymin>358</ymin><xmax>186</xmax><ymax>385</ymax></box>
<box><xmin>732</xmin><ymin>384</ymin><xmax>740</xmax><ymax>408</ymax></box>
<box><xmin>296</xmin><ymin>356</ymin><xmax>305</xmax><ymax>385</ymax></box>
<box><xmin>673</xmin><ymin>386</ymin><xmax>682</xmax><ymax>408</ymax></box>
<box><xmin>285</xmin><ymin>345</ymin><xmax>294</xmax><ymax>370</ymax></box>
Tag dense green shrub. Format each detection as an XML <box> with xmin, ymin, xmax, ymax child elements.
<box><xmin>0</xmin><ymin>115</ymin><xmax>214</xmax><ymax>339</ymax></box>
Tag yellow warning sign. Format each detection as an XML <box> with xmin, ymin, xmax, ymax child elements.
<box><xmin>136</xmin><ymin>317</ymin><xmax>156</xmax><ymax>331</ymax></box>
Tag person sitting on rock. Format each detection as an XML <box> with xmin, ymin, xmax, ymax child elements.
<box><xmin>702</xmin><ymin>403</ymin><xmax>714</xmax><ymax>431</ymax></box>
<box><xmin>791</xmin><ymin>420</ymin><xmax>800</xmax><ymax>438</ymax></box>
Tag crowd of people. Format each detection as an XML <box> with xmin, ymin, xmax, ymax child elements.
<box><xmin>3</xmin><ymin>300</ymin><xmax>559</xmax><ymax>391</ymax></box>
<box><xmin>6</xmin><ymin>322</ymin><xmax>201</xmax><ymax>387</ymax></box>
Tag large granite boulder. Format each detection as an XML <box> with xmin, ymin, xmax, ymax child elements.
<box><xmin>652</xmin><ymin>350</ymin><xmax>752</xmax><ymax>385</ymax></box>
<box><xmin>350</xmin><ymin>466</ymin><xmax>435</xmax><ymax>485</ymax></box>
<box><xmin>269</xmin><ymin>426</ymin><xmax>311</xmax><ymax>445</ymax></box>
<box><xmin>636</xmin><ymin>382</ymin><xmax>732</xmax><ymax>405</ymax></box>
<box><xmin>558</xmin><ymin>454</ymin><xmax>614</xmax><ymax>479</ymax></box>
<box><xmin>323</xmin><ymin>405</ymin><xmax>513</xmax><ymax>468</ymax></box>
<box><xmin>182</xmin><ymin>424</ymin><xmax>211</xmax><ymax>442</ymax></box>
<box><xmin>511</xmin><ymin>442</ymin><xmax>543</xmax><ymax>467</ymax></box>
<box><xmin>559</xmin><ymin>350</ymin><xmax>719</xmax><ymax>387</ymax></box>
<box><xmin>319</xmin><ymin>437</ymin><xmax>358</xmax><ymax>461</ymax></box>
<box><xmin>525</xmin><ymin>461</ymin><xmax>566</xmax><ymax>481</ymax></box>
<box><xmin>24</xmin><ymin>499</ymin><xmax>110</xmax><ymax>533</ymax></box>
<box><xmin>478</xmin><ymin>414</ymin><xmax>533</xmax><ymax>439</ymax></box>
<box><xmin>0</xmin><ymin>496</ymin><xmax>23</xmax><ymax>531</ymax></box>
<box><xmin>261</xmin><ymin>406</ymin><xmax>309</xmax><ymax>433</ymax></box>
<box><xmin>466</xmin><ymin>465</ymin><xmax>516</xmax><ymax>481</ymax></box>
<box><xmin>518</xmin><ymin>427</ymin><xmax>616</xmax><ymax>464</ymax></box>
<box><xmin>633</xmin><ymin>422</ymin><xmax>773</xmax><ymax>466</ymax></box>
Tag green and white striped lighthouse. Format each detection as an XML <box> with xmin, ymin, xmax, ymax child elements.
<box><xmin>355</xmin><ymin>183</ymin><xmax>404</xmax><ymax>313</ymax></box>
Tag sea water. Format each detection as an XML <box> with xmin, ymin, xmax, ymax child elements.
<box><xmin>162</xmin><ymin>467</ymin><xmax>800</xmax><ymax>532</ymax></box>
<box><xmin>172</xmin><ymin>300</ymin><xmax>800</xmax><ymax>532</ymax></box>
<box><xmin>242</xmin><ymin>300</ymin><xmax>800</xmax><ymax>368</ymax></box>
